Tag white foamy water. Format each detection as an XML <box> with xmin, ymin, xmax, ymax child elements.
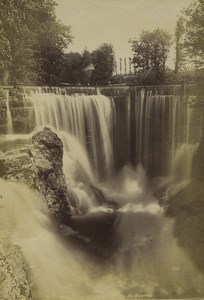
<box><xmin>0</xmin><ymin>179</ymin><xmax>124</xmax><ymax>299</ymax></box>
<box><xmin>1</xmin><ymin>169</ymin><xmax>204</xmax><ymax>299</ymax></box>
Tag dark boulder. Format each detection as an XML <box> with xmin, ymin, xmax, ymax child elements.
<box><xmin>0</xmin><ymin>127</ymin><xmax>78</xmax><ymax>223</ymax></box>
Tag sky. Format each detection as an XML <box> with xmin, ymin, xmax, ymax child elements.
<box><xmin>55</xmin><ymin>0</ymin><xmax>193</xmax><ymax>69</ymax></box>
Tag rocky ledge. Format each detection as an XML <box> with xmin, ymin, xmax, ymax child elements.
<box><xmin>0</xmin><ymin>127</ymin><xmax>77</xmax><ymax>224</ymax></box>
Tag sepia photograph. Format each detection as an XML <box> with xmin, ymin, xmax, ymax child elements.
<box><xmin>0</xmin><ymin>0</ymin><xmax>204</xmax><ymax>299</ymax></box>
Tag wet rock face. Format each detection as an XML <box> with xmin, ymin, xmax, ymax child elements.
<box><xmin>0</xmin><ymin>127</ymin><xmax>77</xmax><ymax>223</ymax></box>
<box><xmin>0</xmin><ymin>237</ymin><xmax>34</xmax><ymax>300</ymax></box>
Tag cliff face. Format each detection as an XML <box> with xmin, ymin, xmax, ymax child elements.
<box><xmin>0</xmin><ymin>127</ymin><xmax>77</xmax><ymax>223</ymax></box>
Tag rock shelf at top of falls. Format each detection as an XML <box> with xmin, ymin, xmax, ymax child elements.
<box><xmin>0</xmin><ymin>127</ymin><xmax>78</xmax><ymax>224</ymax></box>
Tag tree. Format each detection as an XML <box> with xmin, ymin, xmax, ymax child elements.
<box><xmin>129</xmin><ymin>29</ymin><xmax>171</xmax><ymax>84</ymax></box>
<box><xmin>174</xmin><ymin>17</ymin><xmax>185</xmax><ymax>75</ymax></box>
<box><xmin>0</xmin><ymin>0</ymin><xmax>72</xmax><ymax>85</ymax></box>
<box><xmin>59</xmin><ymin>52</ymin><xmax>83</xmax><ymax>84</ymax></box>
<box><xmin>81</xmin><ymin>49</ymin><xmax>92</xmax><ymax>70</ymax></box>
<box><xmin>0</xmin><ymin>0</ymin><xmax>36</xmax><ymax>84</ymax></box>
<box><xmin>0</xmin><ymin>34</ymin><xmax>11</xmax><ymax>84</ymax></box>
<box><xmin>182</xmin><ymin>0</ymin><xmax>204</xmax><ymax>68</ymax></box>
<box><xmin>32</xmin><ymin>0</ymin><xmax>72</xmax><ymax>85</ymax></box>
<box><xmin>91</xmin><ymin>43</ymin><xmax>115</xmax><ymax>85</ymax></box>
<box><xmin>58</xmin><ymin>49</ymin><xmax>93</xmax><ymax>85</ymax></box>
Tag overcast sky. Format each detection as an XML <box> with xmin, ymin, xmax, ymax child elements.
<box><xmin>56</xmin><ymin>0</ymin><xmax>193</xmax><ymax>69</ymax></box>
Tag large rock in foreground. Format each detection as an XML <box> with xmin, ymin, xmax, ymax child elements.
<box><xmin>0</xmin><ymin>127</ymin><xmax>77</xmax><ymax>223</ymax></box>
<box><xmin>0</xmin><ymin>237</ymin><xmax>34</xmax><ymax>300</ymax></box>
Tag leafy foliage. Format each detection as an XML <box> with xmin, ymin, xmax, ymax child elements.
<box><xmin>0</xmin><ymin>0</ymin><xmax>72</xmax><ymax>85</ymax></box>
<box><xmin>182</xmin><ymin>0</ymin><xmax>204</xmax><ymax>67</ymax></box>
<box><xmin>60</xmin><ymin>44</ymin><xmax>115</xmax><ymax>85</ymax></box>
<box><xmin>174</xmin><ymin>17</ymin><xmax>186</xmax><ymax>74</ymax></box>
<box><xmin>59</xmin><ymin>52</ymin><xmax>84</xmax><ymax>84</ymax></box>
<box><xmin>58</xmin><ymin>49</ymin><xmax>93</xmax><ymax>84</ymax></box>
<box><xmin>91</xmin><ymin>43</ymin><xmax>115</xmax><ymax>85</ymax></box>
<box><xmin>129</xmin><ymin>29</ymin><xmax>171</xmax><ymax>84</ymax></box>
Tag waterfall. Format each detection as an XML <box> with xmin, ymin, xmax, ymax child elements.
<box><xmin>131</xmin><ymin>87</ymin><xmax>188</xmax><ymax>176</ymax></box>
<box><xmin>185</xmin><ymin>103</ymin><xmax>192</xmax><ymax>144</ymax></box>
<box><xmin>136</xmin><ymin>88</ymin><xmax>145</xmax><ymax>164</ymax></box>
<box><xmin>5</xmin><ymin>90</ymin><xmax>13</xmax><ymax>135</ymax></box>
<box><xmin>1</xmin><ymin>85</ymin><xmax>200</xmax><ymax>178</ymax></box>
<box><xmin>1</xmin><ymin>85</ymin><xmax>204</xmax><ymax>299</ymax></box>
<box><xmin>31</xmin><ymin>92</ymin><xmax>115</xmax><ymax>180</ymax></box>
<box><xmin>172</xmin><ymin>143</ymin><xmax>198</xmax><ymax>181</ymax></box>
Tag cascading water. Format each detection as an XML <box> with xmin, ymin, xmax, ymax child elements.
<box><xmin>5</xmin><ymin>90</ymin><xmax>13</xmax><ymax>135</ymax></box>
<box><xmin>4</xmin><ymin>85</ymin><xmax>200</xmax><ymax>179</ymax></box>
<box><xmin>31</xmin><ymin>92</ymin><xmax>115</xmax><ymax>181</ymax></box>
<box><xmin>172</xmin><ymin>143</ymin><xmax>198</xmax><ymax>181</ymax></box>
<box><xmin>129</xmin><ymin>87</ymin><xmax>188</xmax><ymax>176</ymax></box>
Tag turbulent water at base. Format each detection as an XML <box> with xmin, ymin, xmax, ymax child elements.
<box><xmin>1</xmin><ymin>173</ymin><xmax>204</xmax><ymax>299</ymax></box>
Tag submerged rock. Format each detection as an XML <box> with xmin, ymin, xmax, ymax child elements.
<box><xmin>0</xmin><ymin>127</ymin><xmax>77</xmax><ymax>223</ymax></box>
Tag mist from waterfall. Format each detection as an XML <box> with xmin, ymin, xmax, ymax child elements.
<box><xmin>1</xmin><ymin>169</ymin><xmax>204</xmax><ymax>299</ymax></box>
